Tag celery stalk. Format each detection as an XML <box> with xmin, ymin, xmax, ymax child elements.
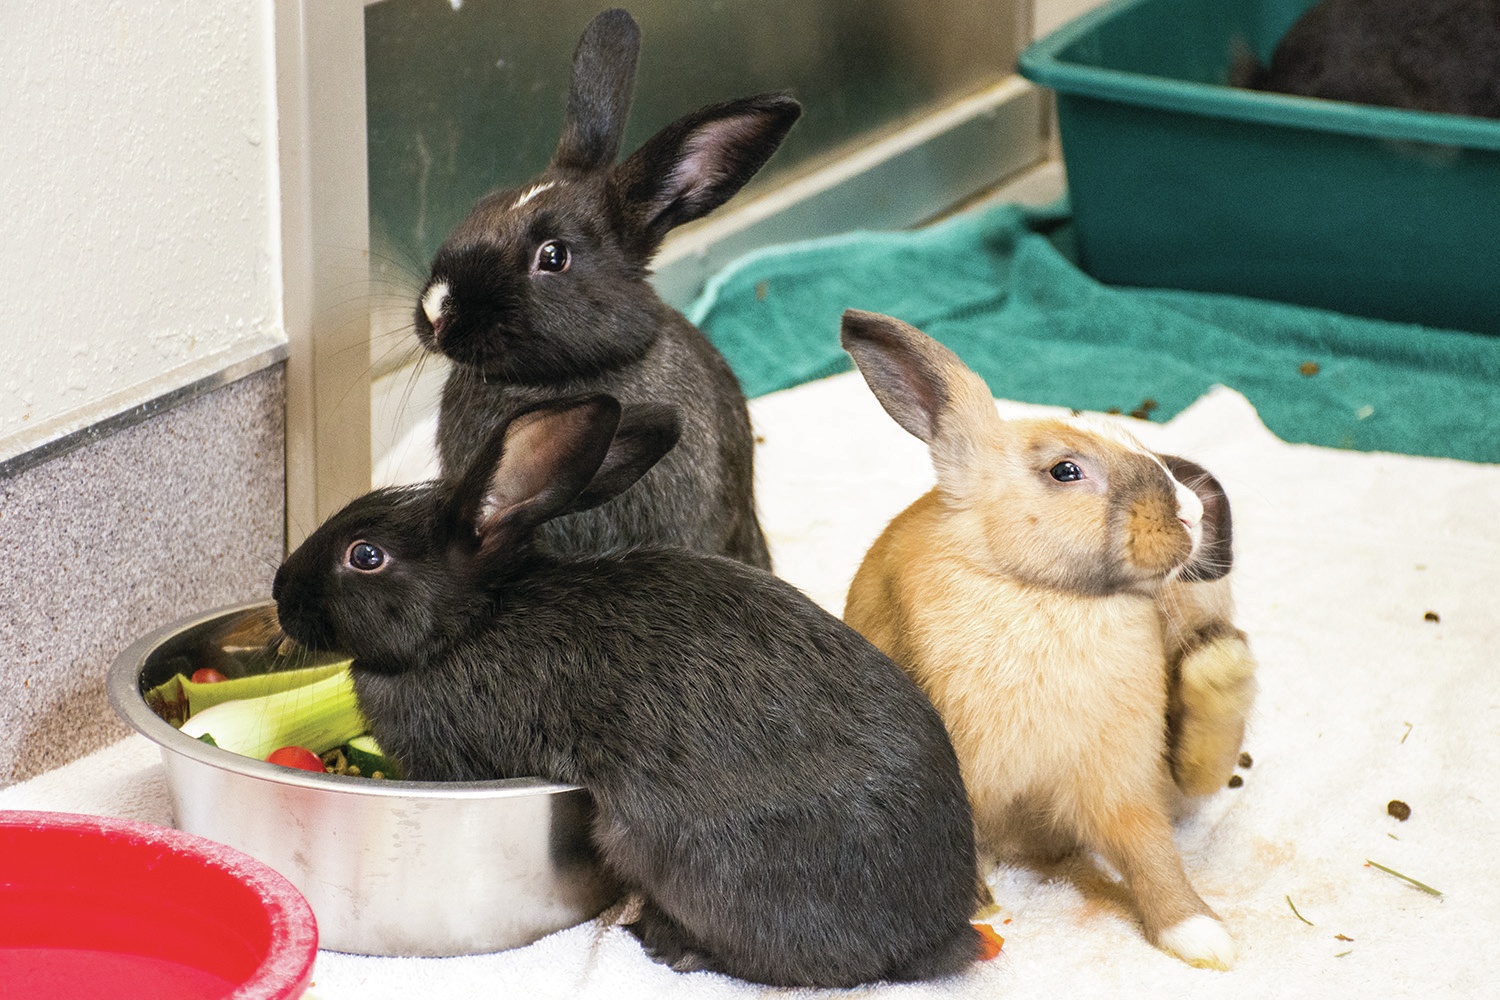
<box><xmin>146</xmin><ymin>661</ymin><xmax>352</xmax><ymax>725</ymax></box>
<box><xmin>179</xmin><ymin>669</ymin><xmax>367</xmax><ymax>760</ymax></box>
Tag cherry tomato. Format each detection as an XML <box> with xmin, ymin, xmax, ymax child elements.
<box><xmin>266</xmin><ymin>746</ymin><xmax>326</xmax><ymax>772</ymax></box>
<box><xmin>190</xmin><ymin>667</ymin><xmax>228</xmax><ymax>684</ymax></box>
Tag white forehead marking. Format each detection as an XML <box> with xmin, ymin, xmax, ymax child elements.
<box><xmin>513</xmin><ymin>181</ymin><xmax>557</xmax><ymax>210</ymax></box>
<box><xmin>421</xmin><ymin>281</ymin><xmax>449</xmax><ymax>326</ymax></box>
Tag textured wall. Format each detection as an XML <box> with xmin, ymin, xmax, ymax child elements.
<box><xmin>0</xmin><ymin>1</ymin><xmax>281</xmax><ymax>460</ymax></box>
<box><xmin>0</xmin><ymin>365</ymin><xmax>285</xmax><ymax>786</ymax></box>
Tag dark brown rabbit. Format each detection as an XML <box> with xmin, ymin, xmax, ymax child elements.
<box><xmin>272</xmin><ymin>394</ymin><xmax>985</xmax><ymax>988</ymax></box>
<box><xmin>414</xmin><ymin>8</ymin><xmax>799</xmax><ymax>567</ymax></box>
<box><xmin>1236</xmin><ymin>0</ymin><xmax>1500</xmax><ymax>118</ymax></box>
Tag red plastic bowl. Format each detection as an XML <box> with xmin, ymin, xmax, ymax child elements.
<box><xmin>0</xmin><ymin>810</ymin><xmax>317</xmax><ymax>999</ymax></box>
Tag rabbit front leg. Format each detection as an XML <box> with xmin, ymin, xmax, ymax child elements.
<box><xmin>1083</xmin><ymin>796</ymin><xmax>1235</xmax><ymax>970</ymax></box>
<box><xmin>1158</xmin><ymin>575</ymin><xmax>1258</xmax><ymax>797</ymax></box>
<box><xmin>626</xmin><ymin>897</ymin><xmax>712</xmax><ymax>974</ymax></box>
<box><xmin>1168</xmin><ymin>630</ymin><xmax>1258</xmax><ymax>796</ymax></box>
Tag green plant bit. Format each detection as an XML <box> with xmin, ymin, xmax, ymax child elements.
<box><xmin>145</xmin><ymin>661</ymin><xmax>350</xmax><ymax>725</ymax></box>
<box><xmin>1365</xmin><ymin>860</ymin><xmax>1443</xmax><ymax>897</ymax></box>
<box><xmin>1286</xmin><ymin>896</ymin><xmax>1315</xmax><ymax>926</ymax></box>
<box><xmin>178</xmin><ymin>669</ymin><xmax>367</xmax><ymax>760</ymax></box>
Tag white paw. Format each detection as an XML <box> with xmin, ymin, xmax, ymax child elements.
<box><xmin>1158</xmin><ymin>914</ymin><xmax>1236</xmax><ymax>970</ymax></box>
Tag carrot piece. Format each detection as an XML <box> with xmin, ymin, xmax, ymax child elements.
<box><xmin>974</xmin><ymin>922</ymin><xmax>1005</xmax><ymax>961</ymax></box>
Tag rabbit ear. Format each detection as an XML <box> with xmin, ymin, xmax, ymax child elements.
<box><xmin>1161</xmin><ymin>455</ymin><xmax>1234</xmax><ymax>582</ymax></box>
<box><xmin>840</xmin><ymin>309</ymin><xmax>1000</xmax><ymax>485</ymax></box>
<box><xmin>612</xmin><ymin>94</ymin><xmax>801</xmax><ymax>252</ymax></box>
<box><xmin>567</xmin><ymin>402</ymin><xmax>681</xmax><ymax>514</ymax></box>
<box><xmin>552</xmin><ymin>8</ymin><xmax>641</xmax><ymax>172</ymax></box>
<box><xmin>449</xmin><ymin>396</ymin><xmax>623</xmax><ymax>556</ymax></box>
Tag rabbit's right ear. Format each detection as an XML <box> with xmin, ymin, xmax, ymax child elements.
<box><xmin>450</xmin><ymin>396</ymin><xmax>624</xmax><ymax>556</ymax></box>
<box><xmin>840</xmin><ymin>309</ymin><xmax>1000</xmax><ymax>486</ymax></box>
<box><xmin>552</xmin><ymin>8</ymin><xmax>641</xmax><ymax>172</ymax></box>
<box><xmin>567</xmin><ymin>402</ymin><xmax>681</xmax><ymax>514</ymax></box>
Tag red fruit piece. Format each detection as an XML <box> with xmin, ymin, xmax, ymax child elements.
<box><xmin>266</xmin><ymin>746</ymin><xmax>326</xmax><ymax>772</ymax></box>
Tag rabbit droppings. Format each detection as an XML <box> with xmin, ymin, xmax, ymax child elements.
<box><xmin>273</xmin><ymin>394</ymin><xmax>985</xmax><ymax>988</ymax></box>
<box><xmin>839</xmin><ymin>310</ymin><xmax>1257</xmax><ymax>971</ymax></box>
<box><xmin>414</xmin><ymin>9</ymin><xmax>798</xmax><ymax>569</ymax></box>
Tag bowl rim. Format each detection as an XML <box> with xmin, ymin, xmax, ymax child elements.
<box><xmin>107</xmin><ymin>600</ymin><xmax>585</xmax><ymax>800</ymax></box>
<box><xmin>0</xmin><ymin>808</ymin><xmax>318</xmax><ymax>998</ymax></box>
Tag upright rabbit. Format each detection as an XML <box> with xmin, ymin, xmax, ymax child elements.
<box><xmin>1234</xmin><ymin>0</ymin><xmax>1500</xmax><ymax>119</ymax></box>
<box><xmin>273</xmin><ymin>393</ymin><xmax>984</xmax><ymax>988</ymax></box>
<box><xmin>839</xmin><ymin>310</ymin><xmax>1256</xmax><ymax>970</ymax></box>
<box><xmin>413</xmin><ymin>8</ymin><xmax>799</xmax><ymax>568</ymax></box>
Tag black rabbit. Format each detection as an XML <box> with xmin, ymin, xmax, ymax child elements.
<box><xmin>1235</xmin><ymin>0</ymin><xmax>1500</xmax><ymax>118</ymax></box>
<box><xmin>273</xmin><ymin>395</ymin><xmax>985</xmax><ymax>988</ymax></box>
<box><xmin>414</xmin><ymin>8</ymin><xmax>799</xmax><ymax>568</ymax></box>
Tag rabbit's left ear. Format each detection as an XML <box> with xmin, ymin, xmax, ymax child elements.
<box><xmin>1162</xmin><ymin>455</ymin><xmax>1233</xmax><ymax>582</ymax></box>
<box><xmin>612</xmin><ymin>94</ymin><xmax>801</xmax><ymax>254</ymax></box>
<box><xmin>840</xmin><ymin>309</ymin><xmax>1001</xmax><ymax>488</ymax></box>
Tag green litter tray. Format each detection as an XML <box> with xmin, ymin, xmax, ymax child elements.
<box><xmin>1018</xmin><ymin>0</ymin><xmax>1500</xmax><ymax>335</ymax></box>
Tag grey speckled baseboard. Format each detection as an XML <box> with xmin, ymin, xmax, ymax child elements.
<box><xmin>0</xmin><ymin>364</ymin><xmax>285</xmax><ymax>786</ymax></box>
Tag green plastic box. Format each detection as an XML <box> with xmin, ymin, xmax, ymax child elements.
<box><xmin>1018</xmin><ymin>0</ymin><xmax>1500</xmax><ymax>335</ymax></box>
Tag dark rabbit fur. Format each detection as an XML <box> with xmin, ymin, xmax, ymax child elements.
<box><xmin>273</xmin><ymin>395</ymin><xmax>983</xmax><ymax>988</ymax></box>
<box><xmin>414</xmin><ymin>8</ymin><xmax>799</xmax><ymax>568</ymax></box>
<box><xmin>1235</xmin><ymin>0</ymin><xmax>1500</xmax><ymax>118</ymax></box>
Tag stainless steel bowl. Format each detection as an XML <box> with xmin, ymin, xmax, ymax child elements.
<box><xmin>107</xmin><ymin>601</ymin><xmax>614</xmax><ymax>957</ymax></box>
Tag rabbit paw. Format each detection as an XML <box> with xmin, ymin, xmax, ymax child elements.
<box><xmin>627</xmin><ymin>900</ymin><xmax>710</xmax><ymax>973</ymax></box>
<box><xmin>1157</xmin><ymin>914</ymin><xmax>1235</xmax><ymax>971</ymax></box>
<box><xmin>1179</xmin><ymin>634</ymin><xmax>1257</xmax><ymax>698</ymax></box>
<box><xmin>1171</xmin><ymin>635</ymin><xmax>1258</xmax><ymax>795</ymax></box>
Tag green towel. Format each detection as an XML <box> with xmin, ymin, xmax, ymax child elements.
<box><xmin>689</xmin><ymin>202</ymin><xmax>1500</xmax><ymax>464</ymax></box>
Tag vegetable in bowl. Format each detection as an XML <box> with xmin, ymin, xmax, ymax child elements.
<box><xmin>144</xmin><ymin>637</ymin><xmax>400</xmax><ymax>779</ymax></box>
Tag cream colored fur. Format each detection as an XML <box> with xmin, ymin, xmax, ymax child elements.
<box><xmin>839</xmin><ymin>310</ymin><xmax>1251</xmax><ymax>970</ymax></box>
<box><xmin>1159</xmin><ymin>577</ymin><xmax>1259</xmax><ymax>796</ymax></box>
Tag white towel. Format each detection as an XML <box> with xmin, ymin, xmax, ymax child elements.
<box><xmin>6</xmin><ymin>375</ymin><xmax>1497</xmax><ymax>999</ymax></box>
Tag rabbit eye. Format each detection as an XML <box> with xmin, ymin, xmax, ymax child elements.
<box><xmin>1050</xmin><ymin>461</ymin><xmax>1084</xmax><ymax>482</ymax></box>
<box><xmin>535</xmin><ymin>240</ymin><xmax>570</xmax><ymax>273</ymax></box>
<box><xmin>346</xmin><ymin>541</ymin><xmax>386</xmax><ymax>572</ymax></box>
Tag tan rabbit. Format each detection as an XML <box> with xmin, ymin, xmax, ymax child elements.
<box><xmin>840</xmin><ymin>310</ymin><xmax>1255</xmax><ymax>970</ymax></box>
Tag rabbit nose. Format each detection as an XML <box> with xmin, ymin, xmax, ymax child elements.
<box><xmin>430</xmin><ymin>313</ymin><xmax>449</xmax><ymax>343</ymax></box>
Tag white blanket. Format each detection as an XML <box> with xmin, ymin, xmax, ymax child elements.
<box><xmin>6</xmin><ymin>375</ymin><xmax>1498</xmax><ymax>999</ymax></box>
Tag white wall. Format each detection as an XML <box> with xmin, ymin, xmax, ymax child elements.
<box><xmin>1034</xmin><ymin>0</ymin><xmax>1112</xmax><ymax>39</ymax></box>
<box><xmin>0</xmin><ymin>1</ymin><xmax>284</xmax><ymax>465</ymax></box>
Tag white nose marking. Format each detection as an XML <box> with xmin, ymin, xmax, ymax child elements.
<box><xmin>421</xmin><ymin>281</ymin><xmax>449</xmax><ymax>326</ymax></box>
<box><xmin>1175</xmin><ymin>477</ymin><xmax>1204</xmax><ymax>528</ymax></box>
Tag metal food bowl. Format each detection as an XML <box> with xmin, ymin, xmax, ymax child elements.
<box><xmin>107</xmin><ymin>601</ymin><xmax>615</xmax><ymax>957</ymax></box>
